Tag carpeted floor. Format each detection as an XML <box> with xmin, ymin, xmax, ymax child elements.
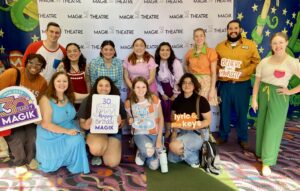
<box><xmin>219</xmin><ymin>118</ymin><xmax>300</xmax><ymax>191</ymax></box>
<box><xmin>0</xmin><ymin>162</ymin><xmax>146</xmax><ymax>191</ymax></box>
<box><xmin>0</xmin><ymin>118</ymin><xmax>299</xmax><ymax>190</ymax></box>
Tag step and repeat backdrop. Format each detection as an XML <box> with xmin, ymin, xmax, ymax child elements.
<box><xmin>37</xmin><ymin>0</ymin><xmax>234</xmax><ymax>61</ymax></box>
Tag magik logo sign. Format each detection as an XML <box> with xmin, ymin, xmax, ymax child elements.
<box><xmin>0</xmin><ymin>87</ymin><xmax>41</xmax><ymax>131</ymax></box>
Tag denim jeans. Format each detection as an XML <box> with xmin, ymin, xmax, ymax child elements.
<box><xmin>134</xmin><ymin>134</ymin><xmax>161</xmax><ymax>170</ymax></box>
<box><xmin>168</xmin><ymin>129</ymin><xmax>209</xmax><ymax>165</ymax></box>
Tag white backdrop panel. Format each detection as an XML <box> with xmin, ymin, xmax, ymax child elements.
<box><xmin>37</xmin><ymin>0</ymin><xmax>233</xmax><ymax>62</ymax></box>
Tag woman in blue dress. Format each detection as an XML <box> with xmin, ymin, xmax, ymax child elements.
<box><xmin>37</xmin><ymin>71</ymin><xmax>90</xmax><ymax>174</ymax></box>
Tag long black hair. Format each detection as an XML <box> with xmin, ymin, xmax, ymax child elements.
<box><xmin>86</xmin><ymin>76</ymin><xmax>120</xmax><ymax>117</ymax></box>
<box><xmin>62</xmin><ymin>43</ymin><xmax>87</xmax><ymax>72</ymax></box>
<box><xmin>155</xmin><ymin>42</ymin><xmax>176</xmax><ymax>75</ymax></box>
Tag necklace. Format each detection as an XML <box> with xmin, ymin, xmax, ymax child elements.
<box><xmin>58</xmin><ymin>96</ymin><xmax>66</xmax><ymax>103</ymax></box>
<box><xmin>71</xmin><ymin>65</ymin><xmax>80</xmax><ymax>73</ymax></box>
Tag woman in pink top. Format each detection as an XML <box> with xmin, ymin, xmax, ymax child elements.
<box><xmin>185</xmin><ymin>28</ymin><xmax>218</xmax><ymax>106</ymax></box>
<box><xmin>123</xmin><ymin>38</ymin><xmax>158</xmax><ymax>94</ymax></box>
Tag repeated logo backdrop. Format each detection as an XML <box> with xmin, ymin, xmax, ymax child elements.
<box><xmin>0</xmin><ymin>1</ymin><xmax>299</xmax><ymax>111</ymax></box>
<box><xmin>37</xmin><ymin>0</ymin><xmax>234</xmax><ymax>61</ymax></box>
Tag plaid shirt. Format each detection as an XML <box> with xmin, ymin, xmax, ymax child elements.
<box><xmin>88</xmin><ymin>56</ymin><xmax>123</xmax><ymax>89</ymax></box>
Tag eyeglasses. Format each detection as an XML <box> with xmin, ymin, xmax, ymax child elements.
<box><xmin>28</xmin><ymin>61</ymin><xmax>43</xmax><ymax>68</ymax></box>
<box><xmin>182</xmin><ymin>82</ymin><xmax>194</xmax><ymax>86</ymax></box>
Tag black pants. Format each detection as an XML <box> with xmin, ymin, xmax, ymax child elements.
<box><xmin>4</xmin><ymin>123</ymin><xmax>36</xmax><ymax>166</ymax></box>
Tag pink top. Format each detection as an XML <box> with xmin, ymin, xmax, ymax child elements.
<box><xmin>123</xmin><ymin>57</ymin><xmax>158</xmax><ymax>93</ymax></box>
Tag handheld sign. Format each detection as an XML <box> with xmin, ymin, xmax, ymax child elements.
<box><xmin>0</xmin><ymin>86</ymin><xmax>41</xmax><ymax>131</ymax></box>
<box><xmin>171</xmin><ymin>112</ymin><xmax>198</xmax><ymax>129</ymax></box>
<box><xmin>131</xmin><ymin>103</ymin><xmax>156</xmax><ymax>130</ymax></box>
<box><xmin>90</xmin><ymin>95</ymin><xmax>120</xmax><ymax>134</ymax></box>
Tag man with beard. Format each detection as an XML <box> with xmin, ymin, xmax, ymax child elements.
<box><xmin>215</xmin><ymin>19</ymin><xmax>260</xmax><ymax>150</ymax></box>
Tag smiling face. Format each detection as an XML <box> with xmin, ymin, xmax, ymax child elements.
<box><xmin>271</xmin><ymin>35</ymin><xmax>288</xmax><ymax>56</ymax></box>
<box><xmin>133</xmin><ymin>81</ymin><xmax>147</xmax><ymax>99</ymax></box>
<box><xmin>227</xmin><ymin>22</ymin><xmax>242</xmax><ymax>42</ymax></box>
<box><xmin>97</xmin><ymin>79</ymin><xmax>111</xmax><ymax>95</ymax></box>
<box><xmin>100</xmin><ymin>44</ymin><xmax>116</xmax><ymax>60</ymax></box>
<box><xmin>66</xmin><ymin>44</ymin><xmax>81</xmax><ymax>62</ymax></box>
<box><xmin>46</xmin><ymin>25</ymin><xmax>61</xmax><ymax>43</ymax></box>
<box><xmin>133</xmin><ymin>39</ymin><xmax>146</xmax><ymax>58</ymax></box>
<box><xmin>54</xmin><ymin>74</ymin><xmax>69</xmax><ymax>93</ymax></box>
<box><xmin>193</xmin><ymin>29</ymin><xmax>206</xmax><ymax>47</ymax></box>
<box><xmin>159</xmin><ymin>45</ymin><xmax>171</xmax><ymax>61</ymax></box>
<box><xmin>26</xmin><ymin>57</ymin><xmax>43</xmax><ymax>75</ymax></box>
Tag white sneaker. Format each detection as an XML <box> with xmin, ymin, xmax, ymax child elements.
<box><xmin>190</xmin><ymin>163</ymin><xmax>200</xmax><ymax>168</ymax></box>
<box><xmin>16</xmin><ymin>165</ymin><xmax>28</xmax><ymax>176</ymax></box>
<box><xmin>135</xmin><ymin>150</ymin><xmax>145</xmax><ymax>166</ymax></box>
<box><xmin>262</xmin><ymin>165</ymin><xmax>271</xmax><ymax>176</ymax></box>
<box><xmin>91</xmin><ymin>156</ymin><xmax>102</xmax><ymax>166</ymax></box>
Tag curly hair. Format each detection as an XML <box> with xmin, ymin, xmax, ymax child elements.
<box><xmin>177</xmin><ymin>73</ymin><xmax>201</xmax><ymax>94</ymax></box>
<box><xmin>85</xmin><ymin>76</ymin><xmax>120</xmax><ymax>117</ymax></box>
<box><xmin>25</xmin><ymin>53</ymin><xmax>47</xmax><ymax>69</ymax></box>
<box><xmin>45</xmin><ymin>71</ymin><xmax>75</xmax><ymax>104</ymax></box>
<box><xmin>155</xmin><ymin>42</ymin><xmax>176</xmax><ymax>76</ymax></box>
<box><xmin>62</xmin><ymin>43</ymin><xmax>86</xmax><ymax>72</ymax></box>
<box><xmin>128</xmin><ymin>38</ymin><xmax>152</xmax><ymax>65</ymax></box>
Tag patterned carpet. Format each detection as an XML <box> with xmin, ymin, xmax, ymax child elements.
<box><xmin>0</xmin><ymin>118</ymin><xmax>299</xmax><ymax>190</ymax></box>
<box><xmin>219</xmin><ymin>118</ymin><xmax>300</xmax><ymax>191</ymax></box>
<box><xmin>0</xmin><ymin>163</ymin><xmax>146</xmax><ymax>191</ymax></box>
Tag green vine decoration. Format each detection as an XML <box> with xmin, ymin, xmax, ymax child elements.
<box><xmin>251</xmin><ymin>15</ymin><xmax>279</xmax><ymax>45</ymax></box>
<box><xmin>0</xmin><ymin>0</ymin><xmax>38</xmax><ymax>32</ymax></box>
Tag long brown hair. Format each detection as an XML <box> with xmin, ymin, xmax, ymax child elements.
<box><xmin>45</xmin><ymin>71</ymin><xmax>75</xmax><ymax>104</ymax></box>
<box><xmin>128</xmin><ymin>76</ymin><xmax>153</xmax><ymax>104</ymax></box>
<box><xmin>127</xmin><ymin>38</ymin><xmax>152</xmax><ymax>65</ymax></box>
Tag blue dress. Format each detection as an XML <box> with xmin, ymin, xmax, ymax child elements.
<box><xmin>36</xmin><ymin>100</ymin><xmax>90</xmax><ymax>174</ymax></box>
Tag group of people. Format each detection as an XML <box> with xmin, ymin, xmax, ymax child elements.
<box><xmin>0</xmin><ymin>19</ymin><xmax>300</xmax><ymax>178</ymax></box>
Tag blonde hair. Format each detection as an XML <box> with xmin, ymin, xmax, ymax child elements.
<box><xmin>270</xmin><ymin>32</ymin><xmax>288</xmax><ymax>55</ymax></box>
<box><xmin>193</xmin><ymin>28</ymin><xmax>206</xmax><ymax>37</ymax></box>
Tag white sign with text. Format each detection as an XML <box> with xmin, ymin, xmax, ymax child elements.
<box><xmin>90</xmin><ymin>95</ymin><xmax>120</xmax><ymax>134</ymax></box>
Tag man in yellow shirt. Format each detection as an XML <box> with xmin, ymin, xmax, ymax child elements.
<box><xmin>216</xmin><ymin>19</ymin><xmax>260</xmax><ymax>150</ymax></box>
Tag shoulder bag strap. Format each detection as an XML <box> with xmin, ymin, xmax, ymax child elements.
<box><xmin>15</xmin><ymin>68</ymin><xmax>21</xmax><ymax>86</ymax></box>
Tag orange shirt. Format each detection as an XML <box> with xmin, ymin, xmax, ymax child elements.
<box><xmin>215</xmin><ymin>38</ymin><xmax>260</xmax><ymax>82</ymax></box>
<box><xmin>0</xmin><ymin>67</ymin><xmax>47</xmax><ymax>101</ymax></box>
<box><xmin>185</xmin><ymin>46</ymin><xmax>218</xmax><ymax>75</ymax></box>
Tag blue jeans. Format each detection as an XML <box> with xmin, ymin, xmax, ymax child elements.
<box><xmin>168</xmin><ymin>129</ymin><xmax>209</xmax><ymax>165</ymax></box>
<box><xmin>134</xmin><ymin>134</ymin><xmax>160</xmax><ymax>170</ymax></box>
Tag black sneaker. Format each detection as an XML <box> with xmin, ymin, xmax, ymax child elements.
<box><xmin>238</xmin><ymin>140</ymin><xmax>249</xmax><ymax>150</ymax></box>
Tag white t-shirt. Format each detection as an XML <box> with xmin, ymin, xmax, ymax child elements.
<box><xmin>255</xmin><ymin>55</ymin><xmax>300</xmax><ymax>87</ymax></box>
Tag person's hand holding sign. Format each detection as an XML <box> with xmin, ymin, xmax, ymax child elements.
<box><xmin>81</xmin><ymin>118</ymin><xmax>92</xmax><ymax>130</ymax></box>
<box><xmin>118</xmin><ymin>115</ymin><xmax>125</xmax><ymax>128</ymax></box>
